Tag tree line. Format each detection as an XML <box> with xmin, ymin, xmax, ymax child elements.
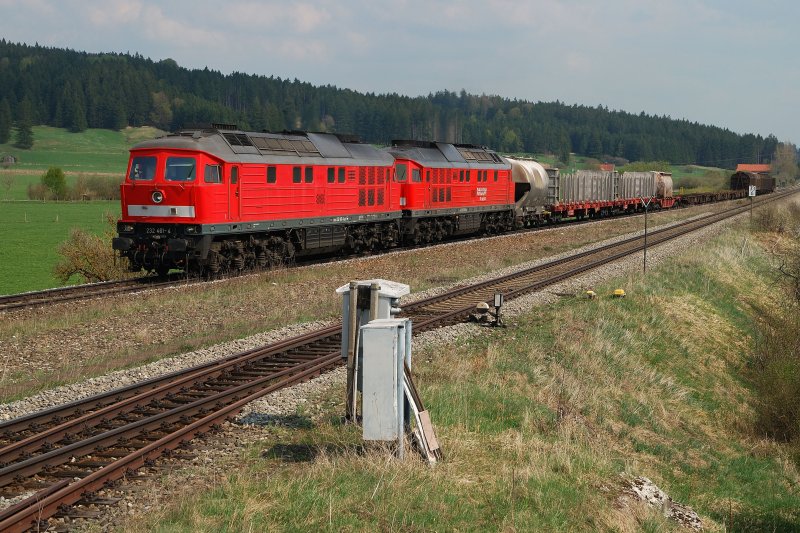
<box><xmin>0</xmin><ymin>39</ymin><xmax>788</xmax><ymax>169</ymax></box>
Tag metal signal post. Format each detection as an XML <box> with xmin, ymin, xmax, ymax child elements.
<box><xmin>640</xmin><ymin>196</ymin><xmax>654</xmax><ymax>273</ymax></box>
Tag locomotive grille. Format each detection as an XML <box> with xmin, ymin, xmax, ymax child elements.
<box><xmin>359</xmin><ymin>168</ymin><xmax>367</xmax><ymax>185</ymax></box>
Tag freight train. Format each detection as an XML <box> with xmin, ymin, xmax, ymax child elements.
<box><xmin>112</xmin><ymin>125</ymin><xmax>771</xmax><ymax>276</ymax></box>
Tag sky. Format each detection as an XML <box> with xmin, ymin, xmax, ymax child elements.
<box><xmin>0</xmin><ymin>0</ymin><xmax>798</xmax><ymax>143</ymax></box>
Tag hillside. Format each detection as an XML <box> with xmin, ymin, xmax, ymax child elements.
<box><xmin>0</xmin><ymin>40</ymin><xmax>780</xmax><ymax>167</ymax></box>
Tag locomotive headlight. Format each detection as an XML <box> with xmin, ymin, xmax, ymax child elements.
<box><xmin>151</xmin><ymin>190</ymin><xmax>164</xmax><ymax>204</ymax></box>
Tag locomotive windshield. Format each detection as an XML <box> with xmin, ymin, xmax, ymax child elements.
<box><xmin>165</xmin><ymin>157</ymin><xmax>197</xmax><ymax>182</ymax></box>
<box><xmin>129</xmin><ymin>156</ymin><xmax>156</xmax><ymax>181</ymax></box>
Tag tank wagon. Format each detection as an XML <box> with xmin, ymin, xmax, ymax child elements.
<box><xmin>506</xmin><ymin>158</ymin><xmax>554</xmax><ymax>226</ymax></box>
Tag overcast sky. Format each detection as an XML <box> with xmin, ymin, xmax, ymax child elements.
<box><xmin>1</xmin><ymin>0</ymin><xmax>797</xmax><ymax>143</ymax></box>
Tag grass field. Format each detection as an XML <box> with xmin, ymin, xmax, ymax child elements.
<box><xmin>0</xmin><ymin>201</ymin><xmax>120</xmax><ymax>294</ymax></box>
<box><xmin>0</xmin><ymin>125</ymin><xmax>161</xmax><ymax>174</ymax></box>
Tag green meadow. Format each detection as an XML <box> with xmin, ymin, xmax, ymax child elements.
<box><xmin>0</xmin><ymin>201</ymin><xmax>120</xmax><ymax>294</ymax></box>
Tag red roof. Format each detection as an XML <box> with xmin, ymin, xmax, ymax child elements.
<box><xmin>599</xmin><ymin>163</ymin><xmax>615</xmax><ymax>171</ymax></box>
<box><xmin>736</xmin><ymin>164</ymin><xmax>771</xmax><ymax>173</ymax></box>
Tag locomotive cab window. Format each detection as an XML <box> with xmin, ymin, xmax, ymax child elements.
<box><xmin>129</xmin><ymin>156</ymin><xmax>156</xmax><ymax>181</ymax></box>
<box><xmin>395</xmin><ymin>163</ymin><xmax>407</xmax><ymax>182</ymax></box>
<box><xmin>165</xmin><ymin>157</ymin><xmax>196</xmax><ymax>182</ymax></box>
<box><xmin>412</xmin><ymin>169</ymin><xmax>421</xmax><ymax>183</ymax></box>
<box><xmin>204</xmin><ymin>164</ymin><xmax>222</xmax><ymax>183</ymax></box>
<box><xmin>231</xmin><ymin>167</ymin><xmax>239</xmax><ymax>184</ymax></box>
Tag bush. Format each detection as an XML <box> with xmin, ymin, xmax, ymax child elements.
<box><xmin>749</xmin><ymin>204</ymin><xmax>800</xmax><ymax>453</ymax></box>
<box><xmin>751</xmin><ymin>311</ymin><xmax>800</xmax><ymax>443</ymax></box>
<box><xmin>41</xmin><ymin>167</ymin><xmax>67</xmax><ymax>200</ymax></box>
<box><xmin>53</xmin><ymin>212</ymin><xmax>132</xmax><ymax>283</ymax></box>
<box><xmin>27</xmin><ymin>182</ymin><xmax>49</xmax><ymax>200</ymax></box>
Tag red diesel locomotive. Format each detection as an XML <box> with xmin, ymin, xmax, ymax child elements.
<box><xmin>113</xmin><ymin>125</ymin><xmax>515</xmax><ymax>275</ymax></box>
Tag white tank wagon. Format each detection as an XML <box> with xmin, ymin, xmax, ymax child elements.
<box><xmin>506</xmin><ymin>157</ymin><xmax>555</xmax><ymax>226</ymax></box>
<box><xmin>560</xmin><ymin>170</ymin><xmax>618</xmax><ymax>203</ymax></box>
<box><xmin>619</xmin><ymin>171</ymin><xmax>674</xmax><ymax>199</ymax></box>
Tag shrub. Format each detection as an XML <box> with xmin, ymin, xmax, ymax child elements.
<box><xmin>749</xmin><ymin>204</ymin><xmax>800</xmax><ymax>453</ymax></box>
<box><xmin>53</xmin><ymin>212</ymin><xmax>131</xmax><ymax>283</ymax></box>
<box><xmin>41</xmin><ymin>167</ymin><xmax>67</xmax><ymax>200</ymax></box>
<box><xmin>27</xmin><ymin>182</ymin><xmax>49</xmax><ymax>200</ymax></box>
<box><xmin>750</xmin><ymin>311</ymin><xmax>800</xmax><ymax>443</ymax></box>
<box><xmin>753</xmin><ymin>207</ymin><xmax>792</xmax><ymax>234</ymax></box>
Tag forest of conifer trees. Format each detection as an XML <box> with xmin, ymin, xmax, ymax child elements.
<box><xmin>0</xmin><ymin>40</ymin><xmax>780</xmax><ymax>168</ymax></box>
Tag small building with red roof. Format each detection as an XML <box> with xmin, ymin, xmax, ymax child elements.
<box><xmin>736</xmin><ymin>163</ymin><xmax>771</xmax><ymax>174</ymax></box>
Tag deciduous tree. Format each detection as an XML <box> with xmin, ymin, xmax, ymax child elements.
<box><xmin>772</xmin><ymin>141</ymin><xmax>798</xmax><ymax>187</ymax></box>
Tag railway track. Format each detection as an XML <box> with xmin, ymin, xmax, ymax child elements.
<box><xmin>0</xmin><ymin>189</ymin><xmax>794</xmax><ymax>531</ymax></box>
<box><xmin>0</xmin><ymin>275</ymin><xmax>191</xmax><ymax>313</ymax></box>
<box><xmin>0</xmin><ymin>194</ymin><xmax>759</xmax><ymax>313</ymax></box>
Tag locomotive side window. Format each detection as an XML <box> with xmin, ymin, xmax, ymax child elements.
<box><xmin>293</xmin><ymin>167</ymin><xmax>301</xmax><ymax>183</ymax></box>
<box><xmin>327</xmin><ymin>167</ymin><xmax>335</xmax><ymax>183</ymax></box>
<box><xmin>412</xmin><ymin>169</ymin><xmax>421</xmax><ymax>183</ymax></box>
<box><xmin>338</xmin><ymin>168</ymin><xmax>345</xmax><ymax>183</ymax></box>
<box><xmin>305</xmin><ymin>167</ymin><xmax>313</xmax><ymax>183</ymax></box>
<box><xmin>231</xmin><ymin>167</ymin><xmax>239</xmax><ymax>184</ymax></box>
<box><xmin>204</xmin><ymin>164</ymin><xmax>221</xmax><ymax>183</ymax></box>
<box><xmin>165</xmin><ymin>157</ymin><xmax>196</xmax><ymax>182</ymax></box>
<box><xmin>267</xmin><ymin>166</ymin><xmax>277</xmax><ymax>183</ymax></box>
<box><xmin>395</xmin><ymin>163</ymin><xmax>407</xmax><ymax>182</ymax></box>
<box><xmin>494</xmin><ymin>170</ymin><xmax>498</xmax><ymax>182</ymax></box>
<box><xmin>129</xmin><ymin>156</ymin><xmax>156</xmax><ymax>181</ymax></box>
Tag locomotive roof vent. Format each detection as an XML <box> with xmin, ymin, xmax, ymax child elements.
<box><xmin>223</xmin><ymin>133</ymin><xmax>254</xmax><ymax>147</ymax></box>
<box><xmin>212</xmin><ymin>122</ymin><xmax>239</xmax><ymax>131</ymax></box>
<box><xmin>391</xmin><ymin>139</ymin><xmax>437</xmax><ymax>149</ymax></box>
<box><xmin>333</xmin><ymin>133</ymin><xmax>362</xmax><ymax>144</ymax></box>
